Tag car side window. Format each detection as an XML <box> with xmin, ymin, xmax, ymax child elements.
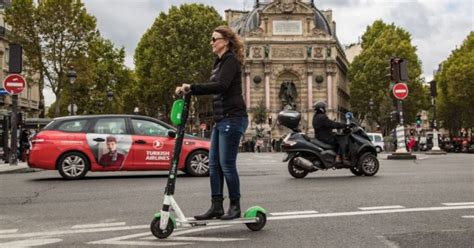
<box><xmin>131</xmin><ymin>119</ymin><xmax>168</xmax><ymax>136</ymax></box>
<box><xmin>57</xmin><ymin>120</ymin><xmax>88</xmax><ymax>132</ymax></box>
<box><xmin>92</xmin><ymin>118</ymin><xmax>127</xmax><ymax>134</ymax></box>
<box><xmin>368</xmin><ymin>135</ymin><xmax>374</xmax><ymax>142</ymax></box>
<box><xmin>374</xmin><ymin>136</ymin><xmax>382</xmax><ymax>142</ymax></box>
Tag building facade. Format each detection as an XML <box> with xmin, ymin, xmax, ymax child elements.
<box><xmin>0</xmin><ymin>7</ymin><xmax>41</xmax><ymax>119</ymax></box>
<box><xmin>226</xmin><ymin>0</ymin><xmax>350</xmax><ymax>138</ymax></box>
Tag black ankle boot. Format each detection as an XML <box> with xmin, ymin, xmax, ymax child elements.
<box><xmin>194</xmin><ymin>197</ymin><xmax>224</xmax><ymax>220</ymax></box>
<box><xmin>221</xmin><ymin>199</ymin><xmax>241</xmax><ymax>220</ymax></box>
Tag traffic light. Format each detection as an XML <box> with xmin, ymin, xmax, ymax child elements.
<box><xmin>390</xmin><ymin>58</ymin><xmax>408</xmax><ymax>82</ymax></box>
<box><xmin>429</xmin><ymin>80</ymin><xmax>437</xmax><ymax>97</ymax></box>
<box><xmin>390</xmin><ymin>111</ymin><xmax>399</xmax><ymax>123</ymax></box>
<box><xmin>9</xmin><ymin>43</ymin><xmax>23</xmax><ymax>73</ymax></box>
<box><xmin>415</xmin><ymin>114</ymin><xmax>421</xmax><ymax>128</ymax></box>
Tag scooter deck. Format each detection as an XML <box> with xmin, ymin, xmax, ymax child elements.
<box><xmin>180</xmin><ymin>217</ymin><xmax>259</xmax><ymax>227</ymax></box>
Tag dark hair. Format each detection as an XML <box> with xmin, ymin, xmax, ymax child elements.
<box><xmin>214</xmin><ymin>25</ymin><xmax>244</xmax><ymax>66</ymax></box>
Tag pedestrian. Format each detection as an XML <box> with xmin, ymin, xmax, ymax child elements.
<box><xmin>175</xmin><ymin>25</ymin><xmax>248</xmax><ymax>220</ymax></box>
<box><xmin>407</xmin><ymin>135</ymin><xmax>416</xmax><ymax>152</ymax></box>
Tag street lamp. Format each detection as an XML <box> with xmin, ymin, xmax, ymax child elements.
<box><xmin>67</xmin><ymin>67</ymin><xmax>77</xmax><ymax>115</ymax></box>
<box><xmin>368</xmin><ymin>98</ymin><xmax>374</xmax><ymax>131</ymax></box>
<box><xmin>133</xmin><ymin>107</ymin><xmax>139</xmax><ymax>115</ymax></box>
<box><xmin>97</xmin><ymin>100</ymin><xmax>104</xmax><ymax>114</ymax></box>
<box><xmin>107</xmin><ymin>90</ymin><xmax>113</xmax><ymax>113</ymax></box>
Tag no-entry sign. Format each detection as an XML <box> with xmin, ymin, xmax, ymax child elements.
<box><xmin>3</xmin><ymin>74</ymin><xmax>26</xmax><ymax>95</ymax></box>
<box><xmin>393</xmin><ymin>83</ymin><xmax>408</xmax><ymax>100</ymax></box>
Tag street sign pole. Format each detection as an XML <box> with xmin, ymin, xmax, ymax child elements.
<box><xmin>10</xmin><ymin>95</ymin><xmax>18</xmax><ymax>165</ymax></box>
<box><xmin>3</xmin><ymin>74</ymin><xmax>27</xmax><ymax>166</ymax></box>
<box><xmin>387</xmin><ymin>60</ymin><xmax>416</xmax><ymax>160</ymax></box>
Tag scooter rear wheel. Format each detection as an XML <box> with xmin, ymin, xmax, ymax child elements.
<box><xmin>246</xmin><ymin>212</ymin><xmax>267</xmax><ymax>231</ymax></box>
<box><xmin>288</xmin><ymin>158</ymin><xmax>309</xmax><ymax>178</ymax></box>
<box><xmin>150</xmin><ymin>216</ymin><xmax>174</xmax><ymax>239</ymax></box>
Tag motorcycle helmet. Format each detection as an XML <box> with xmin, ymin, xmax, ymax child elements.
<box><xmin>313</xmin><ymin>101</ymin><xmax>327</xmax><ymax>114</ymax></box>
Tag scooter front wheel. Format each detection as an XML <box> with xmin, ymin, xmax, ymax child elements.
<box><xmin>246</xmin><ymin>212</ymin><xmax>267</xmax><ymax>231</ymax></box>
<box><xmin>150</xmin><ymin>216</ymin><xmax>174</xmax><ymax>239</ymax></box>
<box><xmin>288</xmin><ymin>158</ymin><xmax>309</xmax><ymax>178</ymax></box>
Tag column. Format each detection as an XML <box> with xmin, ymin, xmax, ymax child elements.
<box><xmin>265</xmin><ymin>73</ymin><xmax>270</xmax><ymax>109</ymax></box>
<box><xmin>307</xmin><ymin>73</ymin><xmax>313</xmax><ymax>109</ymax></box>
<box><xmin>245</xmin><ymin>73</ymin><xmax>251</xmax><ymax>107</ymax></box>
<box><xmin>327</xmin><ymin>74</ymin><xmax>333</xmax><ymax>110</ymax></box>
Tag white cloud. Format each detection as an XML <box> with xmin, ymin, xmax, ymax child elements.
<box><xmin>43</xmin><ymin>0</ymin><xmax>473</xmax><ymax>106</ymax></box>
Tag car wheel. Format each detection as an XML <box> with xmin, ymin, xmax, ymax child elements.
<box><xmin>185</xmin><ymin>150</ymin><xmax>209</xmax><ymax>177</ymax></box>
<box><xmin>57</xmin><ymin>152</ymin><xmax>89</xmax><ymax>180</ymax></box>
<box><xmin>357</xmin><ymin>152</ymin><xmax>379</xmax><ymax>176</ymax></box>
<box><xmin>375</xmin><ymin>146</ymin><xmax>382</xmax><ymax>153</ymax></box>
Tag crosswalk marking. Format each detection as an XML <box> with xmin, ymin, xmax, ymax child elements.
<box><xmin>0</xmin><ymin>229</ymin><xmax>18</xmax><ymax>234</ymax></box>
<box><xmin>72</xmin><ymin>222</ymin><xmax>126</xmax><ymax>229</ymax></box>
<box><xmin>442</xmin><ymin>202</ymin><xmax>474</xmax><ymax>206</ymax></box>
<box><xmin>359</xmin><ymin>205</ymin><xmax>405</xmax><ymax>210</ymax></box>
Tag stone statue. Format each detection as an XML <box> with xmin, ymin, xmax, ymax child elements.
<box><xmin>278</xmin><ymin>80</ymin><xmax>298</xmax><ymax>110</ymax></box>
<box><xmin>264</xmin><ymin>44</ymin><xmax>269</xmax><ymax>59</ymax></box>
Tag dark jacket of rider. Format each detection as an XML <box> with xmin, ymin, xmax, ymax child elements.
<box><xmin>312</xmin><ymin>112</ymin><xmax>346</xmax><ymax>147</ymax></box>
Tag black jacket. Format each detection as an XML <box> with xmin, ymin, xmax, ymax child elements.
<box><xmin>313</xmin><ymin>112</ymin><xmax>346</xmax><ymax>144</ymax></box>
<box><xmin>190</xmin><ymin>51</ymin><xmax>247</xmax><ymax>122</ymax></box>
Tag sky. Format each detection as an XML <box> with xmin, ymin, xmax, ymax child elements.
<box><xmin>43</xmin><ymin>0</ymin><xmax>473</xmax><ymax>106</ymax></box>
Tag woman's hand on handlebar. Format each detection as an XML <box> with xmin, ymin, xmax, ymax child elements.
<box><xmin>175</xmin><ymin>83</ymin><xmax>191</xmax><ymax>95</ymax></box>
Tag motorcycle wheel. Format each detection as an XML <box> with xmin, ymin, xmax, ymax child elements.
<box><xmin>358</xmin><ymin>153</ymin><xmax>379</xmax><ymax>176</ymax></box>
<box><xmin>288</xmin><ymin>158</ymin><xmax>309</xmax><ymax>179</ymax></box>
<box><xmin>350</xmin><ymin>166</ymin><xmax>363</xmax><ymax>176</ymax></box>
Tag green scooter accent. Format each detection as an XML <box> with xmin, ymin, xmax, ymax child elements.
<box><xmin>154</xmin><ymin>212</ymin><xmax>176</xmax><ymax>228</ymax></box>
<box><xmin>243</xmin><ymin>206</ymin><xmax>267</xmax><ymax>218</ymax></box>
<box><xmin>170</xmin><ymin>99</ymin><xmax>185</xmax><ymax>126</ymax></box>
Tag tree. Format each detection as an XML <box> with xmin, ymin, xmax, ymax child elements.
<box><xmin>45</xmin><ymin>35</ymin><xmax>134</xmax><ymax>117</ymax></box>
<box><xmin>250</xmin><ymin>99</ymin><xmax>268</xmax><ymax>138</ymax></box>
<box><xmin>436</xmin><ymin>32</ymin><xmax>474</xmax><ymax>135</ymax></box>
<box><xmin>134</xmin><ymin>3</ymin><xmax>225</xmax><ymax>120</ymax></box>
<box><xmin>349</xmin><ymin>20</ymin><xmax>428</xmax><ymax>136</ymax></box>
<box><xmin>6</xmin><ymin>0</ymin><xmax>97</xmax><ymax>117</ymax></box>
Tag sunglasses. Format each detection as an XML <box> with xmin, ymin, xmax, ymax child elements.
<box><xmin>211</xmin><ymin>37</ymin><xmax>225</xmax><ymax>43</ymax></box>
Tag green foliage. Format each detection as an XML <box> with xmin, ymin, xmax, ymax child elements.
<box><xmin>134</xmin><ymin>3</ymin><xmax>225</xmax><ymax>119</ymax></box>
<box><xmin>250</xmin><ymin>99</ymin><xmax>268</xmax><ymax>126</ymax></box>
<box><xmin>349</xmin><ymin>20</ymin><xmax>428</xmax><ymax>136</ymax></box>
<box><xmin>6</xmin><ymin>0</ymin><xmax>97</xmax><ymax>117</ymax></box>
<box><xmin>436</xmin><ymin>32</ymin><xmax>474</xmax><ymax>134</ymax></box>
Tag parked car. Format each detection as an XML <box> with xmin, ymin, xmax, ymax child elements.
<box><xmin>28</xmin><ymin>115</ymin><xmax>210</xmax><ymax>179</ymax></box>
<box><xmin>367</xmin><ymin>132</ymin><xmax>384</xmax><ymax>153</ymax></box>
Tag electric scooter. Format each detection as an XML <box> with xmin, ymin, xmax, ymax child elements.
<box><xmin>150</xmin><ymin>92</ymin><xmax>267</xmax><ymax>239</ymax></box>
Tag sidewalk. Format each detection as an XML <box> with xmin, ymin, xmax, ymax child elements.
<box><xmin>0</xmin><ymin>161</ymin><xmax>36</xmax><ymax>174</ymax></box>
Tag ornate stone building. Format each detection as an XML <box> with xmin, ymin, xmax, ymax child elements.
<box><xmin>226</xmin><ymin>0</ymin><xmax>350</xmax><ymax>138</ymax></box>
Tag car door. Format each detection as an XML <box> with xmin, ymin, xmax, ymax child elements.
<box><xmin>86</xmin><ymin>117</ymin><xmax>132</xmax><ymax>170</ymax></box>
<box><xmin>129</xmin><ymin>118</ymin><xmax>175</xmax><ymax>170</ymax></box>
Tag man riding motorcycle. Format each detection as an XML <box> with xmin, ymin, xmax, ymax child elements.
<box><xmin>312</xmin><ymin>101</ymin><xmax>351</xmax><ymax>164</ymax></box>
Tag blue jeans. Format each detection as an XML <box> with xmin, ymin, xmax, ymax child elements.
<box><xmin>208</xmin><ymin>116</ymin><xmax>248</xmax><ymax>201</ymax></box>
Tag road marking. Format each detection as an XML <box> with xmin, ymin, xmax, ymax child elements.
<box><xmin>461</xmin><ymin>215</ymin><xmax>474</xmax><ymax>219</ymax></box>
<box><xmin>0</xmin><ymin>224</ymin><xmax>148</xmax><ymax>239</ymax></box>
<box><xmin>358</xmin><ymin>205</ymin><xmax>405</xmax><ymax>211</ymax></box>
<box><xmin>72</xmin><ymin>222</ymin><xmax>126</xmax><ymax>229</ymax></box>
<box><xmin>90</xmin><ymin>225</ymin><xmax>244</xmax><ymax>246</ymax></box>
<box><xmin>0</xmin><ymin>229</ymin><xmax>18</xmax><ymax>234</ymax></box>
<box><xmin>271</xmin><ymin>210</ymin><xmax>318</xmax><ymax>216</ymax></box>
<box><xmin>0</xmin><ymin>238</ymin><xmax>62</xmax><ymax>247</ymax></box>
<box><xmin>267</xmin><ymin>205</ymin><xmax>474</xmax><ymax>221</ymax></box>
<box><xmin>442</xmin><ymin>202</ymin><xmax>474</xmax><ymax>206</ymax></box>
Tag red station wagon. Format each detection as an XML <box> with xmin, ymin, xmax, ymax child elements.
<box><xmin>28</xmin><ymin>115</ymin><xmax>210</xmax><ymax>179</ymax></box>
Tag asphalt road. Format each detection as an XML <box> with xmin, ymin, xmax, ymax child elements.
<box><xmin>0</xmin><ymin>153</ymin><xmax>473</xmax><ymax>248</ymax></box>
